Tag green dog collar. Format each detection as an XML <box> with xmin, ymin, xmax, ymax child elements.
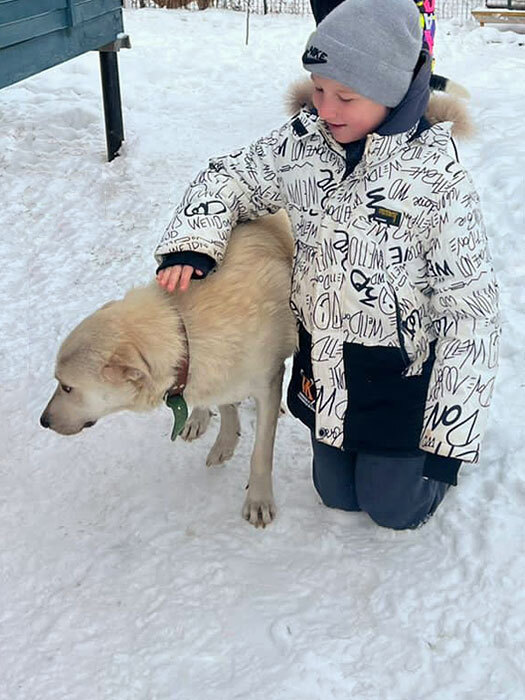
<box><xmin>165</xmin><ymin>394</ymin><xmax>189</xmax><ymax>441</ymax></box>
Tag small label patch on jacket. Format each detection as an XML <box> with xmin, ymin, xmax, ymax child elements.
<box><xmin>291</xmin><ymin>118</ymin><xmax>308</xmax><ymax>137</ymax></box>
<box><xmin>298</xmin><ymin>370</ymin><xmax>316</xmax><ymax>410</ymax></box>
<box><xmin>369</xmin><ymin>206</ymin><xmax>403</xmax><ymax>227</ymax></box>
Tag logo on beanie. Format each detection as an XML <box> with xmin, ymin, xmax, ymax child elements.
<box><xmin>302</xmin><ymin>46</ymin><xmax>328</xmax><ymax>65</ymax></box>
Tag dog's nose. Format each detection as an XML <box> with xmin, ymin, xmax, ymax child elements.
<box><xmin>40</xmin><ymin>413</ymin><xmax>50</xmax><ymax>429</ymax></box>
<box><xmin>83</xmin><ymin>420</ymin><xmax>97</xmax><ymax>429</ymax></box>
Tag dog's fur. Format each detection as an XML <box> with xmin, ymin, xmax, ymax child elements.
<box><xmin>41</xmin><ymin>212</ymin><xmax>297</xmax><ymax>527</ymax></box>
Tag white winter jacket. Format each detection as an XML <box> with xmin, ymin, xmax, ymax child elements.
<box><xmin>155</xmin><ymin>103</ymin><xmax>499</xmax><ymax>463</ymax></box>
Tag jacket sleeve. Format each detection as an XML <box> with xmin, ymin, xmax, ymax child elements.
<box><xmin>154</xmin><ymin>126</ymin><xmax>287</xmax><ymax>266</ymax></box>
<box><xmin>156</xmin><ymin>251</ymin><xmax>216</xmax><ymax>276</ymax></box>
<box><xmin>419</xmin><ymin>164</ymin><xmax>500</xmax><ymax>464</ymax></box>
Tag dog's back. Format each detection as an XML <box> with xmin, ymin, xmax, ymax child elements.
<box><xmin>176</xmin><ymin>212</ymin><xmax>295</xmax><ymax>338</ymax></box>
<box><xmin>221</xmin><ymin>211</ymin><xmax>294</xmax><ymax>271</ymax></box>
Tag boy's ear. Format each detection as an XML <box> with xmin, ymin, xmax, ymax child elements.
<box><xmin>102</xmin><ymin>344</ymin><xmax>151</xmax><ymax>384</ymax></box>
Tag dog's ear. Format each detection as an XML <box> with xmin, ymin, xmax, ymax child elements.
<box><xmin>102</xmin><ymin>344</ymin><xmax>151</xmax><ymax>384</ymax></box>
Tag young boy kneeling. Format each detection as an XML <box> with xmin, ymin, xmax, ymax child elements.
<box><xmin>155</xmin><ymin>0</ymin><xmax>500</xmax><ymax>530</ymax></box>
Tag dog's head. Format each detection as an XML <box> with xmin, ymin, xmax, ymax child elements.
<box><xmin>40</xmin><ymin>301</ymin><xmax>154</xmax><ymax>435</ymax></box>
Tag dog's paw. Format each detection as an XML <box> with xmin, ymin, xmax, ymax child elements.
<box><xmin>242</xmin><ymin>491</ymin><xmax>276</xmax><ymax>528</ymax></box>
<box><xmin>206</xmin><ymin>434</ymin><xmax>238</xmax><ymax>467</ymax></box>
<box><xmin>180</xmin><ymin>407</ymin><xmax>212</xmax><ymax>442</ymax></box>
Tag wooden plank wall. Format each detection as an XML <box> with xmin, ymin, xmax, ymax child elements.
<box><xmin>0</xmin><ymin>0</ymin><xmax>124</xmax><ymax>88</ymax></box>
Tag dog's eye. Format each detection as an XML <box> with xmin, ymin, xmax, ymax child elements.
<box><xmin>60</xmin><ymin>384</ymin><xmax>73</xmax><ymax>394</ymax></box>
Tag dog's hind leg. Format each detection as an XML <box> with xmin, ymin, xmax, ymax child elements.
<box><xmin>206</xmin><ymin>403</ymin><xmax>241</xmax><ymax>467</ymax></box>
<box><xmin>242</xmin><ymin>364</ymin><xmax>284</xmax><ymax>528</ymax></box>
<box><xmin>180</xmin><ymin>407</ymin><xmax>212</xmax><ymax>441</ymax></box>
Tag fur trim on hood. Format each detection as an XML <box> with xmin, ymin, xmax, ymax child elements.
<box><xmin>285</xmin><ymin>78</ymin><xmax>474</xmax><ymax>140</ymax></box>
<box><xmin>424</xmin><ymin>91</ymin><xmax>474</xmax><ymax>140</ymax></box>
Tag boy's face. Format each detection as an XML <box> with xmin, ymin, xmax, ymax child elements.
<box><xmin>311</xmin><ymin>74</ymin><xmax>389</xmax><ymax>144</ymax></box>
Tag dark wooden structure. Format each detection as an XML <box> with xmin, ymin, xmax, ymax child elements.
<box><xmin>0</xmin><ymin>1</ymin><xmax>130</xmax><ymax>160</ymax></box>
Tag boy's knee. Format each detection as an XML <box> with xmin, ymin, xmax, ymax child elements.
<box><xmin>316</xmin><ymin>490</ymin><xmax>345</xmax><ymax>510</ymax></box>
<box><xmin>313</xmin><ymin>463</ymin><xmax>360</xmax><ymax>511</ymax></box>
<box><xmin>313</xmin><ymin>481</ymin><xmax>356</xmax><ymax>511</ymax></box>
<box><xmin>355</xmin><ymin>453</ymin><xmax>447</xmax><ymax>530</ymax></box>
<box><xmin>356</xmin><ymin>480</ymin><xmax>423</xmax><ymax>529</ymax></box>
<box><xmin>311</xmin><ymin>438</ymin><xmax>360</xmax><ymax>511</ymax></box>
<box><xmin>362</xmin><ymin>502</ymin><xmax>429</xmax><ymax>530</ymax></box>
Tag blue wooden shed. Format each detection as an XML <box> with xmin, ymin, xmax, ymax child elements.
<box><xmin>0</xmin><ymin>0</ymin><xmax>130</xmax><ymax>160</ymax></box>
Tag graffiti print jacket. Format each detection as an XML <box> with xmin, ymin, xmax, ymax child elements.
<box><xmin>155</xmin><ymin>92</ymin><xmax>500</xmax><ymax>478</ymax></box>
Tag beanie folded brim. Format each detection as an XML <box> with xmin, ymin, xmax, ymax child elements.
<box><xmin>303</xmin><ymin>34</ymin><xmax>414</xmax><ymax>108</ymax></box>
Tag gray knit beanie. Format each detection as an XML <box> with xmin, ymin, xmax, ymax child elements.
<box><xmin>302</xmin><ymin>0</ymin><xmax>422</xmax><ymax>108</ymax></box>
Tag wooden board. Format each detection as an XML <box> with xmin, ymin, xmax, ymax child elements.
<box><xmin>472</xmin><ymin>7</ymin><xmax>525</xmax><ymax>25</ymax></box>
<box><xmin>0</xmin><ymin>0</ymin><xmax>124</xmax><ymax>89</ymax></box>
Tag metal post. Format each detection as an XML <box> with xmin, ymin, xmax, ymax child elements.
<box><xmin>245</xmin><ymin>1</ymin><xmax>251</xmax><ymax>46</ymax></box>
<box><xmin>99</xmin><ymin>50</ymin><xmax>124</xmax><ymax>161</ymax></box>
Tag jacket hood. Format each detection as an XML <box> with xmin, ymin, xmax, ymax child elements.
<box><xmin>286</xmin><ymin>64</ymin><xmax>474</xmax><ymax>141</ymax></box>
<box><xmin>377</xmin><ymin>51</ymin><xmax>431</xmax><ymax>136</ymax></box>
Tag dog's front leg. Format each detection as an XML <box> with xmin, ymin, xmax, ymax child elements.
<box><xmin>180</xmin><ymin>406</ymin><xmax>212</xmax><ymax>441</ymax></box>
<box><xmin>242</xmin><ymin>365</ymin><xmax>284</xmax><ymax>528</ymax></box>
<box><xmin>206</xmin><ymin>403</ymin><xmax>241</xmax><ymax>466</ymax></box>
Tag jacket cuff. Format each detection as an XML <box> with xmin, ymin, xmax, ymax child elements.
<box><xmin>423</xmin><ymin>453</ymin><xmax>461</xmax><ymax>486</ymax></box>
<box><xmin>156</xmin><ymin>252</ymin><xmax>216</xmax><ymax>278</ymax></box>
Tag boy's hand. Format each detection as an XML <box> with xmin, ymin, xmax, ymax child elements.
<box><xmin>156</xmin><ymin>265</ymin><xmax>203</xmax><ymax>293</ymax></box>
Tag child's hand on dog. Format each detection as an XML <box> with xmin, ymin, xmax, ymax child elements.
<box><xmin>156</xmin><ymin>265</ymin><xmax>203</xmax><ymax>293</ymax></box>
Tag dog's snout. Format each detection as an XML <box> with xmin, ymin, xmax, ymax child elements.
<box><xmin>40</xmin><ymin>413</ymin><xmax>50</xmax><ymax>429</ymax></box>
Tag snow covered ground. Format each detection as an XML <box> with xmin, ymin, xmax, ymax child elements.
<box><xmin>1</xmin><ymin>8</ymin><xmax>524</xmax><ymax>699</ymax></box>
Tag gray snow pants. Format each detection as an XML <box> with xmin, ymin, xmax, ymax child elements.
<box><xmin>311</xmin><ymin>438</ymin><xmax>449</xmax><ymax>530</ymax></box>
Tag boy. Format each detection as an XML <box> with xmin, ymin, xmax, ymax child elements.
<box><xmin>155</xmin><ymin>0</ymin><xmax>499</xmax><ymax>529</ymax></box>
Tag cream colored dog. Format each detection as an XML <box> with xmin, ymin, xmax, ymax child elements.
<box><xmin>40</xmin><ymin>213</ymin><xmax>297</xmax><ymax>527</ymax></box>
